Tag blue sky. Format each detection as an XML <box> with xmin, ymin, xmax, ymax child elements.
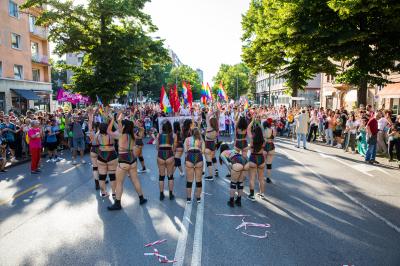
<box><xmin>145</xmin><ymin>0</ymin><xmax>250</xmax><ymax>83</ymax></box>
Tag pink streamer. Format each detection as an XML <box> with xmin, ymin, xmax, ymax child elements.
<box><xmin>216</xmin><ymin>214</ymin><xmax>251</xmax><ymax>217</ymax></box>
<box><xmin>144</xmin><ymin>239</ymin><xmax>167</xmax><ymax>247</ymax></box>
<box><xmin>241</xmin><ymin>230</ymin><xmax>269</xmax><ymax>239</ymax></box>
<box><xmin>235</xmin><ymin>217</ymin><xmax>271</xmax><ymax>230</ymax></box>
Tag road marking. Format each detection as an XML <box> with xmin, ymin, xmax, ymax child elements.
<box><xmin>191</xmin><ymin>178</ymin><xmax>205</xmax><ymax>266</ymax></box>
<box><xmin>315</xmin><ymin>149</ymin><xmax>391</xmax><ymax>177</ymax></box>
<box><xmin>280</xmin><ymin>149</ymin><xmax>400</xmax><ymax>234</ymax></box>
<box><xmin>62</xmin><ymin>166</ymin><xmax>77</xmax><ymax>174</ymax></box>
<box><xmin>0</xmin><ymin>184</ymin><xmax>42</xmax><ymax>206</ymax></box>
<box><xmin>173</xmin><ymin>183</ymin><xmax>195</xmax><ymax>266</ymax></box>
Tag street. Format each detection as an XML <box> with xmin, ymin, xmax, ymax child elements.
<box><xmin>0</xmin><ymin>138</ymin><xmax>399</xmax><ymax>266</ymax></box>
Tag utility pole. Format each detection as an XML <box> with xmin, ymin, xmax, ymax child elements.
<box><xmin>268</xmin><ymin>73</ymin><xmax>271</xmax><ymax>106</ymax></box>
<box><xmin>236</xmin><ymin>75</ymin><xmax>239</xmax><ymax>100</ymax></box>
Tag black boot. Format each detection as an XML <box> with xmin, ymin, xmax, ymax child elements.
<box><xmin>95</xmin><ymin>180</ymin><xmax>100</xmax><ymax>190</ymax></box>
<box><xmin>235</xmin><ymin>196</ymin><xmax>242</xmax><ymax>207</ymax></box>
<box><xmin>227</xmin><ymin>197</ymin><xmax>235</xmax><ymax>208</ymax></box>
<box><xmin>139</xmin><ymin>195</ymin><xmax>147</xmax><ymax>205</ymax></box>
<box><xmin>169</xmin><ymin>191</ymin><xmax>175</xmax><ymax>200</ymax></box>
<box><xmin>108</xmin><ymin>199</ymin><xmax>122</xmax><ymax>211</ymax></box>
<box><xmin>160</xmin><ymin>192</ymin><xmax>165</xmax><ymax>201</ymax></box>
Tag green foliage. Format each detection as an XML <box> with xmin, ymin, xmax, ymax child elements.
<box><xmin>22</xmin><ymin>0</ymin><xmax>170</xmax><ymax>104</ymax></box>
<box><xmin>166</xmin><ymin>65</ymin><xmax>202</xmax><ymax>99</ymax></box>
<box><xmin>241</xmin><ymin>0</ymin><xmax>400</xmax><ymax>105</ymax></box>
<box><xmin>212</xmin><ymin>63</ymin><xmax>255</xmax><ymax>100</ymax></box>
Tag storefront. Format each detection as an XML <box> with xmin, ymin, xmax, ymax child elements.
<box><xmin>378</xmin><ymin>83</ymin><xmax>400</xmax><ymax>115</ymax></box>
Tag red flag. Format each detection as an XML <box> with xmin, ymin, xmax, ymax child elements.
<box><xmin>187</xmin><ymin>82</ymin><xmax>193</xmax><ymax>107</ymax></box>
<box><xmin>173</xmin><ymin>84</ymin><xmax>180</xmax><ymax>112</ymax></box>
<box><xmin>160</xmin><ymin>85</ymin><xmax>166</xmax><ymax>111</ymax></box>
<box><xmin>169</xmin><ymin>85</ymin><xmax>175</xmax><ymax>112</ymax></box>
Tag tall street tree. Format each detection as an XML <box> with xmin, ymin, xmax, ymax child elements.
<box><xmin>22</xmin><ymin>0</ymin><xmax>170</xmax><ymax>104</ymax></box>
<box><xmin>241</xmin><ymin>0</ymin><xmax>400</xmax><ymax>105</ymax></box>
<box><xmin>212</xmin><ymin>63</ymin><xmax>255</xmax><ymax>100</ymax></box>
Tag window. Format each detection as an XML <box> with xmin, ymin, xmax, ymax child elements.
<box><xmin>9</xmin><ymin>1</ymin><xmax>19</xmax><ymax>18</ymax></box>
<box><xmin>31</xmin><ymin>42</ymin><xmax>39</xmax><ymax>56</ymax></box>
<box><xmin>29</xmin><ymin>15</ymin><xmax>36</xmax><ymax>32</ymax></box>
<box><xmin>0</xmin><ymin>62</ymin><xmax>2</xmax><ymax>77</ymax></box>
<box><xmin>32</xmin><ymin>69</ymin><xmax>40</xmax><ymax>81</ymax></box>
<box><xmin>14</xmin><ymin>65</ymin><xmax>23</xmax><ymax>80</ymax></box>
<box><xmin>11</xmin><ymin>33</ymin><xmax>21</xmax><ymax>49</ymax></box>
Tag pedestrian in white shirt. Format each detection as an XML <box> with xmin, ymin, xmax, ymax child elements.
<box><xmin>377</xmin><ymin>112</ymin><xmax>389</xmax><ymax>154</ymax></box>
<box><xmin>295</xmin><ymin>109</ymin><xmax>309</xmax><ymax>149</ymax></box>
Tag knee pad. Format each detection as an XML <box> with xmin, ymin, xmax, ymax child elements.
<box><xmin>237</xmin><ymin>182</ymin><xmax>244</xmax><ymax>190</ymax></box>
<box><xmin>168</xmin><ymin>175</ymin><xmax>174</xmax><ymax>181</ymax></box>
<box><xmin>212</xmin><ymin>157</ymin><xmax>217</xmax><ymax>164</ymax></box>
<box><xmin>196</xmin><ymin>181</ymin><xmax>202</xmax><ymax>188</ymax></box>
<box><xmin>139</xmin><ymin>156</ymin><xmax>144</xmax><ymax>162</ymax></box>
<box><xmin>206</xmin><ymin>161</ymin><xmax>212</xmax><ymax>167</ymax></box>
<box><xmin>99</xmin><ymin>174</ymin><xmax>107</xmax><ymax>181</ymax></box>
<box><xmin>93</xmin><ymin>167</ymin><xmax>98</xmax><ymax>171</ymax></box>
<box><xmin>186</xmin><ymin>181</ymin><xmax>193</xmax><ymax>188</ymax></box>
<box><xmin>109</xmin><ymin>173</ymin><xmax>116</xmax><ymax>181</ymax></box>
<box><xmin>267</xmin><ymin>164</ymin><xmax>272</xmax><ymax>169</ymax></box>
<box><xmin>175</xmin><ymin>158</ymin><xmax>181</xmax><ymax>167</ymax></box>
<box><xmin>159</xmin><ymin>175</ymin><xmax>165</xmax><ymax>181</ymax></box>
<box><xmin>230</xmin><ymin>181</ymin><xmax>237</xmax><ymax>189</ymax></box>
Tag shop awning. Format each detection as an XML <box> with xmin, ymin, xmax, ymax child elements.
<box><xmin>378</xmin><ymin>83</ymin><xmax>400</xmax><ymax>98</ymax></box>
<box><xmin>11</xmin><ymin>89</ymin><xmax>41</xmax><ymax>100</ymax></box>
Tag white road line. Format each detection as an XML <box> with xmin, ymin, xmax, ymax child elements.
<box><xmin>61</xmin><ymin>166</ymin><xmax>77</xmax><ymax>174</ymax></box>
<box><xmin>191</xmin><ymin>178</ymin><xmax>205</xmax><ymax>266</ymax></box>
<box><xmin>280</xmin><ymin>149</ymin><xmax>400</xmax><ymax>234</ymax></box>
<box><xmin>173</xmin><ymin>183</ymin><xmax>195</xmax><ymax>266</ymax></box>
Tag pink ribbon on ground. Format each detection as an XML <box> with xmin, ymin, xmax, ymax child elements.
<box><xmin>216</xmin><ymin>214</ymin><xmax>251</xmax><ymax>217</ymax></box>
<box><xmin>144</xmin><ymin>239</ymin><xmax>167</xmax><ymax>247</ymax></box>
<box><xmin>144</xmin><ymin>240</ymin><xmax>177</xmax><ymax>264</ymax></box>
<box><xmin>235</xmin><ymin>217</ymin><xmax>271</xmax><ymax>230</ymax></box>
<box><xmin>241</xmin><ymin>230</ymin><xmax>269</xmax><ymax>239</ymax></box>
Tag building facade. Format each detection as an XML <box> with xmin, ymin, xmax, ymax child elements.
<box><xmin>255</xmin><ymin>70</ymin><xmax>321</xmax><ymax>107</ymax></box>
<box><xmin>320</xmin><ymin>73</ymin><xmax>400</xmax><ymax>114</ymax></box>
<box><xmin>0</xmin><ymin>0</ymin><xmax>52</xmax><ymax>114</ymax></box>
<box><xmin>196</xmin><ymin>68</ymin><xmax>203</xmax><ymax>83</ymax></box>
<box><xmin>66</xmin><ymin>52</ymin><xmax>84</xmax><ymax>84</ymax></box>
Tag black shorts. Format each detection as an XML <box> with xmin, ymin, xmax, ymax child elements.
<box><xmin>46</xmin><ymin>142</ymin><xmax>58</xmax><ymax>151</ymax></box>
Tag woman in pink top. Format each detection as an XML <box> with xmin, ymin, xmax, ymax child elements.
<box><xmin>28</xmin><ymin>120</ymin><xmax>42</xmax><ymax>174</ymax></box>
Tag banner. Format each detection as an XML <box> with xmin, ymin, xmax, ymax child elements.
<box><xmin>56</xmin><ymin>89</ymin><xmax>91</xmax><ymax>105</ymax></box>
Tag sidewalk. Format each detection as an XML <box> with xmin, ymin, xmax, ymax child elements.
<box><xmin>278</xmin><ymin>136</ymin><xmax>400</xmax><ymax>170</ymax></box>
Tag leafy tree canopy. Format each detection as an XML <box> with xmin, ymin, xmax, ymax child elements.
<box><xmin>22</xmin><ymin>0</ymin><xmax>171</xmax><ymax>104</ymax></box>
<box><xmin>166</xmin><ymin>65</ymin><xmax>202</xmax><ymax>100</ymax></box>
<box><xmin>212</xmin><ymin>63</ymin><xmax>255</xmax><ymax>100</ymax></box>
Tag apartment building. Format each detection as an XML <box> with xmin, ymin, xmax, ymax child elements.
<box><xmin>0</xmin><ymin>0</ymin><xmax>52</xmax><ymax>114</ymax></box>
<box><xmin>255</xmin><ymin>70</ymin><xmax>321</xmax><ymax>107</ymax></box>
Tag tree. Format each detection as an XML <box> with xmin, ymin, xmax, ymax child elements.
<box><xmin>22</xmin><ymin>0</ymin><xmax>170</xmax><ymax>104</ymax></box>
<box><xmin>212</xmin><ymin>63</ymin><xmax>255</xmax><ymax>100</ymax></box>
<box><xmin>241</xmin><ymin>0</ymin><xmax>400</xmax><ymax>105</ymax></box>
<box><xmin>166</xmin><ymin>65</ymin><xmax>202</xmax><ymax>100</ymax></box>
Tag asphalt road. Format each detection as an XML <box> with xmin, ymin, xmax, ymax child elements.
<box><xmin>0</xmin><ymin>137</ymin><xmax>399</xmax><ymax>266</ymax></box>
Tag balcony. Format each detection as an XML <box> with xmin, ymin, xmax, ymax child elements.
<box><xmin>29</xmin><ymin>26</ymin><xmax>49</xmax><ymax>40</ymax></box>
<box><xmin>31</xmin><ymin>54</ymin><xmax>49</xmax><ymax>65</ymax></box>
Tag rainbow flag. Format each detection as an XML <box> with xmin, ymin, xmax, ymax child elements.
<box><xmin>182</xmin><ymin>81</ymin><xmax>189</xmax><ymax>105</ymax></box>
<box><xmin>96</xmin><ymin>95</ymin><xmax>104</xmax><ymax>114</ymax></box>
<box><xmin>206</xmin><ymin>82</ymin><xmax>213</xmax><ymax>101</ymax></box>
<box><xmin>201</xmin><ymin>83</ymin><xmax>207</xmax><ymax>105</ymax></box>
<box><xmin>160</xmin><ymin>86</ymin><xmax>172</xmax><ymax>113</ymax></box>
<box><xmin>217</xmin><ymin>82</ymin><xmax>228</xmax><ymax>102</ymax></box>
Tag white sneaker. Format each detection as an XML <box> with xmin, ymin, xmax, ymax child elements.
<box><xmin>51</xmin><ymin>158</ymin><xmax>57</xmax><ymax>163</ymax></box>
<box><xmin>81</xmin><ymin>159</ymin><xmax>86</xmax><ymax>164</ymax></box>
<box><xmin>179</xmin><ymin>171</ymin><xmax>184</xmax><ymax>177</ymax></box>
<box><xmin>258</xmin><ymin>193</ymin><xmax>265</xmax><ymax>199</ymax></box>
<box><xmin>72</xmin><ymin>160</ymin><xmax>77</xmax><ymax>165</ymax></box>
